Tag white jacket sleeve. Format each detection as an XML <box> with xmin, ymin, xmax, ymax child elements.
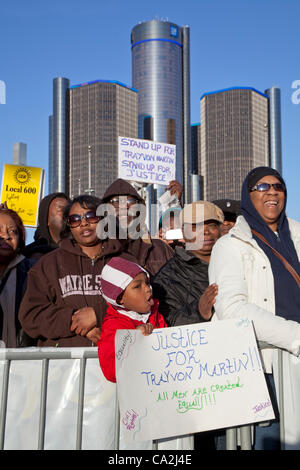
<box><xmin>209</xmin><ymin>237</ymin><xmax>300</xmax><ymax>356</ymax></box>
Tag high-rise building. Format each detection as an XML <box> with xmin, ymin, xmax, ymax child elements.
<box><xmin>68</xmin><ymin>80</ymin><xmax>138</xmax><ymax>198</ymax></box>
<box><xmin>49</xmin><ymin>77</ymin><xmax>70</xmax><ymax>193</ymax></box>
<box><xmin>265</xmin><ymin>86</ymin><xmax>282</xmax><ymax>174</ymax></box>
<box><xmin>199</xmin><ymin>87</ymin><xmax>270</xmax><ymax>201</ymax></box>
<box><xmin>12</xmin><ymin>142</ymin><xmax>27</xmax><ymax>165</ymax></box>
<box><xmin>131</xmin><ymin>20</ymin><xmax>191</xmax><ymax>203</ymax></box>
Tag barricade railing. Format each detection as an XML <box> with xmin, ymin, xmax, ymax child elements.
<box><xmin>0</xmin><ymin>348</ymin><xmax>102</xmax><ymax>450</ymax></box>
<box><xmin>1</xmin><ymin>347</ymin><xmax>185</xmax><ymax>450</ymax></box>
<box><xmin>0</xmin><ymin>346</ymin><xmax>286</xmax><ymax>450</ymax></box>
<box><xmin>225</xmin><ymin>346</ymin><xmax>285</xmax><ymax>450</ymax></box>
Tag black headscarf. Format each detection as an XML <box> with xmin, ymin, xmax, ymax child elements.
<box><xmin>241</xmin><ymin>166</ymin><xmax>300</xmax><ymax>322</ymax></box>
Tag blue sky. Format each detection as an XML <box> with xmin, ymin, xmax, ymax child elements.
<box><xmin>0</xmin><ymin>0</ymin><xmax>299</xmax><ymax>235</ymax></box>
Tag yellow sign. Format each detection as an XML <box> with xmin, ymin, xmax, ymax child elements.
<box><xmin>1</xmin><ymin>164</ymin><xmax>44</xmax><ymax>227</ymax></box>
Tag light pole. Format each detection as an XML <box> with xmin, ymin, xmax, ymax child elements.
<box><xmin>264</xmin><ymin>123</ymin><xmax>269</xmax><ymax>165</ymax></box>
<box><xmin>85</xmin><ymin>145</ymin><xmax>95</xmax><ymax>195</ymax></box>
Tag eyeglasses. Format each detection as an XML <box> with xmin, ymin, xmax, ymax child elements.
<box><xmin>109</xmin><ymin>196</ymin><xmax>138</xmax><ymax>207</ymax></box>
<box><xmin>67</xmin><ymin>211</ymin><xmax>100</xmax><ymax>228</ymax></box>
<box><xmin>250</xmin><ymin>183</ymin><xmax>285</xmax><ymax>193</ymax></box>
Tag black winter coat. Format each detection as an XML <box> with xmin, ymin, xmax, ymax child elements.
<box><xmin>152</xmin><ymin>247</ymin><xmax>209</xmax><ymax>327</ymax></box>
<box><xmin>0</xmin><ymin>257</ymin><xmax>36</xmax><ymax>347</ymax></box>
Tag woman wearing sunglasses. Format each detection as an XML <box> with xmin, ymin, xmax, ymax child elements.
<box><xmin>19</xmin><ymin>195</ymin><xmax>125</xmax><ymax>347</ymax></box>
<box><xmin>209</xmin><ymin>166</ymin><xmax>300</xmax><ymax>449</ymax></box>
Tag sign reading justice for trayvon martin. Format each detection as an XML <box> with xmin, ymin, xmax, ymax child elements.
<box><xmin>115</xmin><ymin>319</ymin><xmax>275</xmax><ymax>443</ymax></box>
<box><xmin>118</xmin><ymin>136</ymin><xmax>176</xmax><ymax>186</ymax></box>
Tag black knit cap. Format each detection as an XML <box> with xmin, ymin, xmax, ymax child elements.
<box><xmin>247</xmin><ymin>166</ymin><xmax>285</xmax><ymax>191</ymax></box>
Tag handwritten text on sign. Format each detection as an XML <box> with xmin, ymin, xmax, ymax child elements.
<box><xmin>118</xmin><ymin>136</ymin><xmax>176</xmax><ymax>185</ymax></box>
<box><xmin>1</xmin><ymin>164</ymin><xmax>44</xmax><ymax>227</ymax></box>
<box><xmin>115</xmin><ymin>319</ymin><xmax>274</xmax><ymax>442</ymax></box>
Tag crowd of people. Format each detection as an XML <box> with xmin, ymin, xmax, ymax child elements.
<box><xmin>1</xmin><ymin>166</ymin><xmax>300</xmax><ymax>450</ymax></box>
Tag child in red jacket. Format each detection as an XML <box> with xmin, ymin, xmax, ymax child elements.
<box><xmin>98</xmin><ymin>256</ymin><xmax>167</xmax><ymax>382</ymax></box>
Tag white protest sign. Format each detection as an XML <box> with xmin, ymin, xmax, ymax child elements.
<box><xmin>118</xmin><ymin>136</ymin><xmax>176</xmax><ymax>185</ymax></box>
<box><xmin>115</xmin><ymin>319</ymin><xmax>274</xmax><ymax>443</ymax></box>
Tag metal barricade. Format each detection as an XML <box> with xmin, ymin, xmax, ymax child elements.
<box><xmin>0</xmin><ymin>348</ymin><xmax>118</xmax><ymax>450</ymax></box>
<box><xmin>225</xmin><ymin>348</ymin><xmax>285</xmax><ymax>450</ymax></box>
<box><xmin>0</xmin><ymin>346</ymin><xmax>287</xmax><ymax>450</ymax></box>
<box><xmin>225</xmin><ymin>424</ymin><xmax>252</xmax><ymax>450</ymax></box>
<box><xmin>0</xmin><ymin>347</ymin><xmax>191</xmax><ymax>450</ymax></box>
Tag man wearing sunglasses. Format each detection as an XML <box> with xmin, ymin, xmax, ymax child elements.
<box><xmin>97</xmin><ymin>178</ymin><xmax>175</xmax><ymax>276</ymax></box>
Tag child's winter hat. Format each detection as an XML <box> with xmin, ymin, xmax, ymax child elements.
<box><xmin>100</xmin><ymin>256</ymin><xmax>148</xmax><ymax>307</ymax></box>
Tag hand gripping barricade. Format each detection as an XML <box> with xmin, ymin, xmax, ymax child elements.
<box><xmin>0</xmin><ymin>345</ymin><xmax>298</xmax><ymax>450</ymax></box>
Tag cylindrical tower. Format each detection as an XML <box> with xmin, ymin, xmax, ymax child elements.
<box><xmin>131</xmin><ymin>20</ymin><xmax>191</xmax><ymax>202</ymax></box>
<box><xmin>48</xmin><ymin>115</ymin><xmax>54</xmax><ymax>192</ymax></box>
<box><xmin>52</xmin><ymin>77</ymin><xmax>70</xmax><ymax>193</ymax></box>
<box><xmin>265</xmin><ymin>86</ymin><xmax>282</xmax><ymax>174</ymax></box>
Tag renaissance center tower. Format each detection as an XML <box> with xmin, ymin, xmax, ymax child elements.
<box><xmin>131</xmin><ymin>20</ymin><xmax>191</xmax><ymax>202</ymax></box>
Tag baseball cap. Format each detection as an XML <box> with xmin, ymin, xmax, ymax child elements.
<box><xmin>180</xmin><ymin>201</ymin><xmax>224</xmax><ymax>225</ymax></box>
<box><xmin>213</xmin><ymin>199</ymin><xmax>240</xmax><ymax>217</ymax></box>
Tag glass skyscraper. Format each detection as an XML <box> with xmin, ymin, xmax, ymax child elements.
<box><xmin>49</xmin><ymin>78</ymin><xmax>137</xmax><ymax>199</ymax></box>
<box><xmin>199</xmin><ymin>87</ymin><xmax>270</xmax><ymax>201</ymax></box>
<box><xmin>131</xmin><ymin>20</ymin><xmax>191</xmax><ymax>202</ymax></box>
<box><xmin>68</xmin><ymin>80</ymin><xmax>138</xmax><ymax>198</ymax></box>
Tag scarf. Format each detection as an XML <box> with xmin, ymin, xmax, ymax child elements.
<box><xmin>241</xmin><ymin>167</ymin><xmax>300</xmax><ymax>322</ymax></box>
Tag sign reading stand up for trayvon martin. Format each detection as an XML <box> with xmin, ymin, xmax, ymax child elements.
<box><xmin>118</xmin><ymin>136</ymin><xmax>176</xmax><ymax>186</ymax></box>
<box><xmin>115</xmin><ymin>318</ymin><xmax>275</xmax><ymax>443</ymax></box>
<box><xmin>1</xmin><ymin>164</ymin><xmax>44</xmax><ymax>227</ymax></box>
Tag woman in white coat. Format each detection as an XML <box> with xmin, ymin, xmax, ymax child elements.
<box><xmin>209</xmin><ymin>166</ymin><xmax>300</xmax><ymax>449</ymax></box>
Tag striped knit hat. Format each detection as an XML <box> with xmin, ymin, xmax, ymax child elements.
<box><xmin>100</xmin><ymin>257</ymin><xmax>151</xmax><ymax>322</ymax></box>
<box><xmin>100</xmin><ymin>257</ymin><xmax>150</xmax><ymax>317</ymax></box>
